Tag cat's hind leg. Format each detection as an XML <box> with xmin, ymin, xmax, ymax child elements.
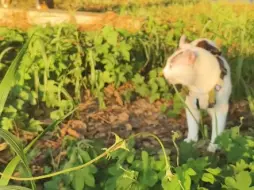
<box><xmin>207</xmin><ymin>103</ymin><xmax>229</xmax><ymax>152</ymax></box>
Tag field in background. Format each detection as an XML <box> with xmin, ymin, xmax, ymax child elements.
<box><xmin>0</xmin><ymin>1</ymin><xmax>253</xmax><ymax>190</ymax></box>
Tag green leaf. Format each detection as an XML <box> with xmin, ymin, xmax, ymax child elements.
<box><xmin>72</xmin><ymin>169</ymin><xmax>85</xmax><ymax>190</ymax></box>
<box><xmin>97</xmin><ymin>43</ymin><xmax>110</xmax><ymax>55</ymax></box>
<box><xmin>206</xmin><ymin>167</ymin><xmax>221</xmax><ymax>176</ymax></box>
<box><xmin>102</xmin><ymin>26</ymin><xmax>118</xmax><ymax>46</ymax></box>
<box><xmin>197</xmin><ymin>188</ymin><xmax>208</xmax><ymax>190</ymax></box>
<box><xmin>116</xmin><ymin>171</ymin><xmax>138</xmax><ymax>189</ymax></box>
<box><xmin>105</xmin><ymin>176</ymin><xmax>117</xmax><ymax>190</ymax></box>
<box><xmin>43</xmin><ymin>176</ymin><xmax>61</xmax><ymax>190</ymax></box>
<box><xmin>19</xmin><ymin>90</ymin><xmax>30</xmax><ymax>101</ymax></box>
<box><xmin>0</xmin><ymin>34</ymin><xmax>33</xmax><ymax>116</ymax></box>
<box><xmin>132</xmin><ymin>74</ymin><xmax>144</xmax><ymax>85</ymax></box>
<box><xmin>0</xmin><ymin>27</ymin><xmax>24</xmax><ymax>42</ymax></box>
<box><xmin>1</xmin><ymin>118</ymin><xmax>14</xmax><ymax>131</ymax></box>
<box><xmin>83</xmin><ymin>170</ymin><xmax>95</xmax><ymax>187</ymax></box>
<box><xmin>119</xmin><ymin>41</ymin><xmax>131</xmax><ymax>61</ymax></box>
<box><xmin>101</xmin><ymin>71</ymin><xmax>114</xmax><ymax>83</ymax></box>
<box><xmin>231</xmin><ymin>126</ymin><xmax>240</xmax><ymax>138</ymax></box>
<box><xmin>3</xmin><ymin>106</ymin><xmax>17</xmax><ymax>118</ymax></box>
<box><xmin>142</xmin><ymin>151</ymin><xmax>149</xmax><ymax>172</ymax></box>
<box><xmin>0</xmin><ymin>109</ymin><xmax>76</xmax><ymax>186</ymax></box>
<box><xmin>94</xmin><ymin>34</ymin><xmax>103</xmax><ymax>46</ymax></box>
<box><xmin>136</xmin><ymin>84</ymin><xmax>150</xmax><ymax>97</ymax></box>
<box><xmin>224</xmin><ymin>171</ymin><xmax>253</xmax><ymax>190</ymax></box>
<box><xmin>149</xmin><ymin>70</ymin><xmax>157</xmax><ymax>79</ymax></box>
<box><xmin>44</xmin><ymin>166</ymin><xmax>51</xmax><ymax>174</ymax></box>
<box><xmin>186</xmin><ymin>168</ymin><xmax>196</xmax><ymax>176</ymax></box>
<box><xmin>78</xmin><ymin>150</ymin><xmax>91</xmax><ymax>162</ymax></box>
<box><xmin>157</xmin><ymin>77</ymin><xmax>167</xmax><ymax>88</ymax></box>
<box><xmin>225</xmin><ymin>177</ymin><xmax>237</xmax><ymax>188</ymax></box>
<box><xmin>0</xmin><ymin>128</ymin><xmax>35</xmax><ymax>189</ymax></box>
<box><xmin>149</xmin><ymin>93</ymin><xmax>160</xmax><ymax>103</ymax></box>
<box><xmin>233</xmin><ymin>159</ymin><xmax>249</xmax><ymax>173</ymax></box>
<box><xmin>235</xmin><ymin>171</ymin><xmax>252</xmax><ymax>189</ymax></box>
<box><xmin>108</xmin><ymin>165</ymin><xmax>122</xmax><ymax>176</ymax></box>
<box><xmin>127</xmin><ymin>154</ymin><xmax>135</xmax><ymax>164</ymax></box>
<box><xmin>150</xmin><ymin>81</ymin><xmax>158</xmax><ymax>93</ymax></box>
<box><xmin>202</xmin><ymin>173</ymin><xmax>215</xmax><ymax>184</ymax></box>
<box><xmin>15</xmin><ymin>99</ymin><xmax>25</xmax><ymax>110</ymax></box>
<box><xmin>162</xmin><ymin>176</ymin><xmax>181</xmax><ymax>190</ymax></box>
<box><xmin>50</xmin><ymin>110</ymin><xmax>64</xmax><ymax>120</ymax></box>
<box><xmin>28</xmin><ymin>118</ymin><xmax>43</xmax><ymax>132</ymax></box>
<box><xmin>0</xmin><ymin>186</ymin><xmax>32</xmax><ymax>190</ymax></box>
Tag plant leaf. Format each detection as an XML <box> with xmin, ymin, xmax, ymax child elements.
<box><xmin>202</xmin><ymin>173</ymin><xmax>215</xmax><ymax>184</ymax></box>
<box><xmin>0</xmin><ymin>108</ymin><xmax>77</xmax><ymax>186</ymax></box>
<box><xmin>0</xmin><ymin>186</ymin><xmax>32</xmax><ymax>190</ymax></box>
<box><xmin>0</xmin><ymin>34</ymin><xmax>33</xmax><ymax>116</ymax></box>
<box><xmin>0</xmin><ymin>128</ymin><xmax>35</xmax><ymax>189</ymax></box>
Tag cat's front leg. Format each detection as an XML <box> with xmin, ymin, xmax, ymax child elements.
<box><xmin>207</xmin><ymin>103</ymin><xmax>229</xmax><ymax>152</ymax></box>
<box><xmin>184</xmin><ymin>96</ymin><xmax>200</xmax><ymax>143</ymax></box>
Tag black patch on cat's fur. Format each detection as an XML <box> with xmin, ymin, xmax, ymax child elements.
<box><xmin>195</xmin><ymin>40</ymin><xmax>227</xmax><ymax>79</ymax></box>
<box><xmin>196</xmin><ymin>40</ymin><xmax>221</xmax><ymax>56</ymax></box>
<box><xmin>216</xmin><ymin>56</ymin><xmax>227</xmax><ymax>79</ymax></box>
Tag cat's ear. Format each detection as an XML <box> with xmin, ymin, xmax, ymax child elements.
<box><xmin>179</xmin><ymin>35</ymin><xmax>191</xmax><ymax>49</ymax></box>
<box><xmin>184</xmin><ymin>50</ymin><xmax>197</xmax><ymax>65</ymax></box>
<box><xmin>171</xmin><ymin>50</ymin><xmax>197</xmax><ymax>65</ymax></box>
<box><xmin>179</xmin><ymin>35</ymin><xmax>187</xmax><ymax>48</ymax></box>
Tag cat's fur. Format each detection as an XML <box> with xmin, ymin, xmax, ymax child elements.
<box><xmin>163</xmin><ymin>35</ymin><xmax>232</xmax><ymax>152</ymax></box>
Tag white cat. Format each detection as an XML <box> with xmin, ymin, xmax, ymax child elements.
<box><xmin>163</xmin><ymin>35</ymin><xmax>232</xmax><ymax>152</ymax></box>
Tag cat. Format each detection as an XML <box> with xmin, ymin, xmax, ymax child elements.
<box><xmin>163</xmin><ymin>35</ymin><xmax>232</xmax><ymax>152</ymax></box>
<box><xmin>1</xmin><ymin>0</ymin><xmax>54</xmax><ymax>10</ymax></box>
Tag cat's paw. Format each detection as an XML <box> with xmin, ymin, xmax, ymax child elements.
<box><xmin>184</xmin><ymin>137</ymin><xmax>198</xmax><ymax>143</ymax></box>
<box><xmin>207</xmin><ymin>143</ymin><xmax>219</xmax><ymax>153</ymax></box>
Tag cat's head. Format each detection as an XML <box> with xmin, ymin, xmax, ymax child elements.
<box><xmin>163</xmin><ymin>35</ymin><xmax>222</xmax><ymax>91</ymax></box>
<box><xmin>163</xmin><ymin>48</ymin><xmax>197</xmax><ymax>86</ymax></box>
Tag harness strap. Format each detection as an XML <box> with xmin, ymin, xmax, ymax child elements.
<box><xmin>196</xmin><ymin>98</ymin><xmax>200</xmax><ymax>109</ymax></box>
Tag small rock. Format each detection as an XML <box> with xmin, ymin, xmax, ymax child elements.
<box><xmin>125</xmin><ymin>123</ymin><xmax>133</xmax><ymax>131</ymax></box>
<box><xmin>142</xmin><ymin>141</ymin><xmax>152</xmax><ymax>148</ymax></box>
<box><xmin>109</xmin><ymin>115</ymin><xmax>118</xmax><ymax>123</ymax></box>
<box><xmin>118</xmin><ymin>112</ymin><xmax>129</xmax><ymax>122</ymax></box>
<box><xmin>94</xmin><ymin>132</ymin><xmax>107</xmax><ymax>138</ymax></box>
